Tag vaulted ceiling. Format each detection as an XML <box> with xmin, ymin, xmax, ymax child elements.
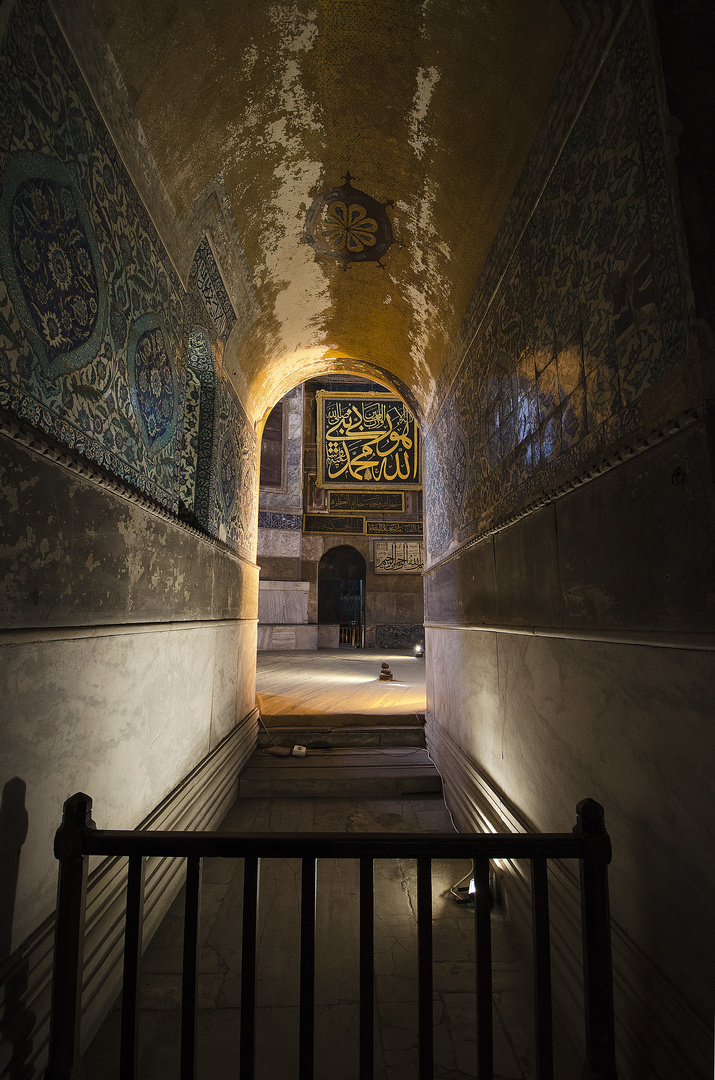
<box><xmin>91</xmin><ymin>0</ymin><xmax>572</xmax><ymax>422</ymax></box>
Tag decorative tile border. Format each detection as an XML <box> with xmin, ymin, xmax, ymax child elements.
<box><xmin>258</xmin><ymin>511</ymin><xmax>302</xmax><ymax>531</ymax></box>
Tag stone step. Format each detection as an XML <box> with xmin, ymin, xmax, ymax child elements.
<box><xmin>237</xmin><ymin>747</ymin><xmax>442</xmax><ymax>798</ymax></box>
<box><xmin>257</xmin><ymin>724</ymin><xmax>426</xmax><ymax>750</ymax></box>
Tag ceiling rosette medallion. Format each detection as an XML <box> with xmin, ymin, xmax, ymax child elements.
<box><xmin>305</xmin><ymin>172</ymin><xmax>397</xmax><ymax>269</ymax></box>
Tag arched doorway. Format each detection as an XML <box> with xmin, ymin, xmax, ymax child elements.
<box><xmin>318</xmin><ymin>545</ymin><xmax>366</xmax><ymax>648</ymax></box>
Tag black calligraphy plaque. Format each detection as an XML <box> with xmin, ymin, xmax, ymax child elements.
<box><xmin>366</xmin><ymin>520</ymin><xmax>423</xmax><ymax>536</ymax></box>
<box><xmin>303</xmin><ymin>514</ymin><xmax>365</xmax><ymax>534</ymax></box>
<box><xmin>317</xmin><ymin>392</ymin><xmax>421</xmax><ymax>489</ymax></box>
<box><xmin>329</xmin><ymin>491</ymin><xmax>405</xmax><ymax>512</ymax></box>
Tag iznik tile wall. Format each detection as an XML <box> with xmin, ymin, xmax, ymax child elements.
<box><xmin>424</xmin><ymin>4</ymin><xmax>690</xmax><ymax>564</ymax></box>
<box><xmin>0</xmin><ymin>0</ymin><xmax>183</xmax><ymax>505</ymax></box>
<box><xmin>189</xmin><ymin>236</ymin><xmax>236</xmax><ymax>344</ymax></box>
<box><xmin>211</xmin><ymin>377</ymin><xmax>257</xmax><ymax>555</ymax></box>
<box><xmin>0</xmin><ymin>0</ymin><xmax>257</xmax><ymax>559</ymax></box>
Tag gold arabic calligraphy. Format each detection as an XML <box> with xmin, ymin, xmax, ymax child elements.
<box><xmin>324</xmin><ymin>399</ymin><xmax>418</xmax><ymax>484</ymax></box>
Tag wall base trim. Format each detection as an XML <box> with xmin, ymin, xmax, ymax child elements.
<box><xmin>424</xmin><ymin>621</ymin><xmax>715</xmax><ymax>651</ymax></box>
<box><xmin>0</xmin><ymin>708</ymin><xmax>259</xmax><ymax>1080</ymax></box>
<box><xmin>1</xmin><ymin>619</ymin><xmax>259</xmax><ymax>646</ymax></box>
<box><xmin>425</xmin><ymin>714</ymin><xmax>710</xmax><ymax>1080</ymax></box>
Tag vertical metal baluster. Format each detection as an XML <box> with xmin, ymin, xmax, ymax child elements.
<box><xmin>575</xmin><ymin>799</ymin><xmax>618</xmax><ymax>1080</ymax></box>
<box><xmin>299</xmin><ymin>856</ymin><xmax>316</xmax><ymax>1080</ymax></box>
<box><xmin>120</xmin><ymin>855</ymin><xmax>145</xmax><ymax>1080</ymax></box>
<box><xmin>44</xmin><ymin>792</ymin><xmax>95</xmax><ymax>1080</ymax></box>
<box><xmin>417</xmin><ymin>857</ymin><xmax>433</xmax><ymax>1080</ymax></box>
<box><xmin>474</xmin><ymin>857</ymin><xmax>493</xmax><ymax>1079</ymax></box>
<box><xmin>180</xmin><ymin>856</ymin><xmax>202</xmax><ymax>1080</ymax></box>
<box><xmin>240</xmin><ymin>856</ymin><xmax>259</xmax><ymax>1080</ymax></box>
<box><xmin>359</xmin><ymin>857</ymin><xmax>375</xmax><ymax>1080</ymax></box>
<box><xmin>531</xmin><ymin>857</ymin><xmax>553</xmax><ymax>1080</ymax></box>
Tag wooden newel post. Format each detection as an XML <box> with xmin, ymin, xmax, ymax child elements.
<box><xmin>574</xmin><ymin>798</ymin><xmax>618</xmax><ymax>1080</ymax></box>
<box><xmin>44</xmin><ymin>793</ymin><xmax>96</xmax><ymax>1080</ymax></box>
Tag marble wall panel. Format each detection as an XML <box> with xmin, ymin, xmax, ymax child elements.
<box><xmin>374</xmin><ymin>624</ymin><xmax>424</xmax><ymax>649</ymax></box>
<box><xmin>0</xmin><ymin>433</ymin><xmax>259</xmax><ymax>627</ymax></box>
<box><xmin>257</xmin><ymin>527</ymin><xmax>301</xmax><ymax>558</ymax></box>
<box><xmin>257</xmin><ymin>623</ymin><xmax>317</xmax><ymax>650</ymax></box>
<box><xmin>259</xmin><ymin>385</ymin><xmax>303</xmax><ymax>512</ymax></box>
<box><xmin>426</xmin><ymin>624</ymin><xmax>715</xmax><ymax>1079</ymax></box>
<box><xmin>424</xmin><ymin>423</ymin><xmax>715</xmax><ymax>635</ymax></box>
<box><xmin>258</xmin><ymin>580</ymin><xmax>310</xmax><ymax>625</ymax></box>
<box><xmin>0</xmin><ymin>617</ymin><xmax>257</xmax><ymax>950</ymax></box>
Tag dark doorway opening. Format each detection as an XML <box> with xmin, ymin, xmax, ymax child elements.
<box><xmin>318</xmin><ymin>545</ymin><xmax>366</xmax><ymax>648</ymax></box>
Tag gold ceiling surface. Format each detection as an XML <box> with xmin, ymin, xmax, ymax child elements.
<box><xmin>95</xmin><ymin>0</ymin><xmax>572</xmax><ymax>423</ymax></box>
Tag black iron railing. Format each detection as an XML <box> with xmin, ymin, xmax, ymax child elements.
<box><xmin>44</xmin><ymin>794</ymin><xmax>618</xmax><ymax>1080</ymax></box>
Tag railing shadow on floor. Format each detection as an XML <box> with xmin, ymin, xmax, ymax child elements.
<box><xmin>43</xmin><ymin>793</ymin><xmax>618</xmax><ymax>1080</ymax></box>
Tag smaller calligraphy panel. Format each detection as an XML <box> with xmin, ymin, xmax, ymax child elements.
<box><xmin>317</xmin><ymin>392</ymin><xmax>421</xmax><ymax>489</ymax></box>
<box><xmin>366</xmin><ymin>520</ymin><xmax>423</xmax><ymax>536</ymax></box>
<box><xmin>303</xmin><ymin>514</ymin><xmax>365</xmax><ymax>534</ymax></box>
<box><xmin>329</xmin><ymin>491</ymin><xmax>404</xmax><ymax>513</ymax></box>
<box><xmin>374</xmin><ymin>541</ymin><xmax>424</xmax><ymax>574</ymax></box>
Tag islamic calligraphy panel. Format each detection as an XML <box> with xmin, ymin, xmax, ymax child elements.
<box><xmin>374</xmin><ymin>541</ymin><xmax>424</xmax><ymax>575</ymax></box>
<box><xmin>366</xmin><ymin>521</ymin><xmax>423</xmax><ymax>536</ymax></box>
<box><xmin>329</xmin><ymin>491</ymin><xmax>405</xmax><ymax>513</ymax></box>
<box><xmin>317</xmin><ymin>391</ymin><xmax>420</xmax><ymax>489</ymax></box>
<box><xmin>303</xmin><ymin>514</ymin><xmax>365</xmax><ymax>534</ymax></box>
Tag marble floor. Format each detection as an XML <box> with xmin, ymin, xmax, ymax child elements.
<box><xmin>79</xmin><ymin>794</ymin><xmax>535</xmax><ymax>1080</ymax></box>
<box><xmin>255</xmin><ymin>650</ymin><xmax>426</xmax><ymax>728</ymax></box>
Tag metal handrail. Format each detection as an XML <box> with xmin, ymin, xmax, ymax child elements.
<box><xmin>44</xmin><ymin>794</ymin><xmax>618</xmax><ymax>1080</ymax></box>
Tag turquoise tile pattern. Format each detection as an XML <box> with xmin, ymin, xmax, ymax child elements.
<box><xmin>0</xmin><ymin>0</ymin><xmax>257</xmax><ymax>558</ymax></box>
<box><xmin>425</xmin><ymin>5</ymin><xmax>689</xmax><ymax>562</ymax></box>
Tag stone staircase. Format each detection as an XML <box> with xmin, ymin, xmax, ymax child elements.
<box><xmin>238</xmin><ymin>723</ymin><xmax>442</xmax><ymax>798</ymax></box>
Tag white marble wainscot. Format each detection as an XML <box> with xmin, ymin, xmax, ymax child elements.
<box><xmin>424</xmin><ymin>624</ymin><xmax>715</xmax><ymax>1080</ymax></box>
<box><xmin>258</xmin><ymin>580</ymin><xmax>310</xmax><ymax>624</ymax></box>
<box><xmin>257</xmin><ymin>624</ymin><xmax>319</xmax><ymax>650</ymax></box>
<box><xmin>0</xmin><ymin>618</ymin><xmax>257</xmax><ymax>950</ymax></box>
<box><xmin>257</xmin><ymin>527</ymin><xmax>302</xmax><ymax>557</ymax></box>
<box><xmin>318</xmin><ymin>623</ymin><xmax>340</xmax><ymax>648</ymax></box>
<box><xmin>0</xmin><ymin>618</ymin><xmax>259</xmax><ymax>1076</ymax></box>
<box><xmin>258</xmin><ymin>581</ymin><xmax>316</xmax><ymax>650</ymax></box>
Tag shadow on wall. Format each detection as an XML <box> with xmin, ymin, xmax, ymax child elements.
<box><xmin>0</xmin><ymin>777</ymin><xmax>34</xmax><ymax>1079</ymax></box>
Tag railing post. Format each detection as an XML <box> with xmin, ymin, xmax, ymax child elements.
<box><xmin>359</xmin><ymin>857</ymin><xmax>375</xmax><ymax>1080</ymax></box>
<box><xmin>44</xmin><ymin>792</ymin><xmax>96</xmax><ymax>1080</ymax></box>
<box><xmin>574</xmin><ymin>799</ymin><xmax>618</xmax><ymax>1080</ymax></box>
<box><xmin>417</xmin><ymin>857</ymin><xmax>433</xmax><ymax>1080</ymax></box>
<box><xmin>299</xmin><ymin>856</ymin><xmax>316</xmax><ymax>1080</ymax></box>
<box><xmin>180</xmin><ymin>856</ymin><xmax>202</xmax><ymax>1080</ymax></box>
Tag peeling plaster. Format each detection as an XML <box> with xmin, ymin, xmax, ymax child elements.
<box><xmin>408</xmin><ymin>66</ymin><xmax>441</xmax><ymax>162</ymax></box>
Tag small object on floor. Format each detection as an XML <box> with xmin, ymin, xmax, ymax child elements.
<box><xmin>291</xmin><ymin>744</ymin><xmax>307</xmax><ymax>757</ymax></box>
<box><xmin>380</xmin><ymin>662</ymin><xmax>393</xmax><ymax>681</ymax></box>
<box><xmin>264</xmin><ymin>745</ymin><xmax>292</xmax><ymax>757</ymax></box>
